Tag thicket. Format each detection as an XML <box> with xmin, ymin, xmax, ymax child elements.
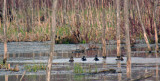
<box><xmin>0</xmin><ymin>0</ymin><xmax>159</xmax><ymax>43</ymax></box>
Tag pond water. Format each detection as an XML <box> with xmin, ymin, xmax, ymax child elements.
<box><xmin>0</xmin><ymin>41</ymin><xmax>160</xmax><ymax>81</ymax></box>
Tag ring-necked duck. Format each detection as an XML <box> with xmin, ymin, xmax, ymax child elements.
<box><xmin>69</xmin><ymin>56</ymin><xmax>74</xmax><ymax>62</ymax></box>
<box><xmin>94</xmin><ymin>55</ymin><xmax>99</xmax><ymax>61</ymax></box>
<box><xmin>82</xmin><ymin>56</ymin><xmax>87</xmax><ymax>61</ymax></box>
<box><xmin>116</xmin><ymin>55</ymin><xmax>124</xmax><ymax>61</ymax></box>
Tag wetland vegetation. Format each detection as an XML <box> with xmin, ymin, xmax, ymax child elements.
<box><xmin>0</xmin><ymin>0</ymin><xmax>160</xmax><ymax>81</ymax></box>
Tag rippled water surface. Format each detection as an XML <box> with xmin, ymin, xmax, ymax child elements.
<box><xmin>0</xmin><ymin>41</ymin><xmax>160</xmax><ymax>81</ymax></box>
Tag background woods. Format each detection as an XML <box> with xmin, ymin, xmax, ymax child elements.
<box><xmin>0</xmin><ymin>0</ymin><xmax>160</xmax><ymax>44</ymax></box>
<box><xmin>0</xmin><ymin>0</ymin><xmax>160</xmax><ymax>81</ymax></box>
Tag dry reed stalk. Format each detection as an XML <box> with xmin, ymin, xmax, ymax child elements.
<box><xmin>20</xmin><ymin>71</ymin><xmax>26</xmax><ymax>81</ymax></box>
<box><xmin>136</xmin><ymin>0</ymin><xmax>151</xmax><ymax>52</ymax></box>
<box><xmin>7</xmin><ymin>64</ymin><xmax>10</xmax><ymax>70</ymax></box>
<box><xmin>116</xmin><ymin>0</ymin><xmax>121</xmax><ymax>57</ymax></box>
<box><xmin>102</xmin><ymin>9</ymin><xmax>106</xmax><ymax>58</ymax></box>
<box><xmin>0</xmin><ymin>19</ymin><xmax>1</xmax><ymax>29</ymax></box>
<box><xmin>153</xmin><ymin>0</ymin><xmax>159</xmax><ymax>51</ymax></box>
<box><xmin>1</xmin><ymin>0</ymin><xmax>160</xmax><ymax>43</ymax></box>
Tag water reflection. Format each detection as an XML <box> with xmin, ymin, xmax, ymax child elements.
<box><xmin>5</xmin><ymin>75</ymin><xmax>8</xmax><ymax>81</ymax></box>
<box><xmin>16</xmin><ymin>75</ymin><xmax>19</xmax><ymax>81</ymax></box>
<box><xmin>5</xmin><ymin>47</ymin><xmax>157</xmax><ymax>60</ymax></box>
<box><xmin>1</xmin><ymin>43</ymin><xmax>160</xmax><ymax>81</ymax></box>
<box><xmin>33</xmin><ymin>52</ymin><xmax>35</xmax><ymax>59</ymax></box>
<box><xmin>102</xmin><ymin>59</ymin><xmax>107</xmax><ymax>68</ymax></box>
<box><xmin>126</xmin><ymin>59</ymin><xmax>131</xmax><ymax>79</ymax></box>
<box><xmin>145</xmin><ymin>53</ymin><xmax>150</xmax><ymax>74</ymax></box>
<box><xmin>156</xmin><ymin>63</ymin><xmax>159</xmax><ymax>81</ymax></box>
<box><xmin>155</xmin><ymin>50</ymin><xmax>159</xmax><ymax>81</ymax></box>
<box><xmin>117</xmin><ymin>61</ymin><xmax>122</xmax><ymax>81</ymax></box>
<box><xmin>102</xmin><ymin>59</ymin><xmax>107</xmax><ymax>81</ymax></box>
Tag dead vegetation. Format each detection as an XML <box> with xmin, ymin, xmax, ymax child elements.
<box><xmin>0</xmin><ymin>0</ymin><xmax>159</xmax><ymax>43</ymax></box>
<box><xmin>0</xmin><ymin>63</ymin><xmax>19</xmax><ymax>72</ymax></box>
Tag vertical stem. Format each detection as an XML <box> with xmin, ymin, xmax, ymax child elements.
<box><xmin>3</xmin><ymin>0</ymin><xmax>7</xmax><ymax>60</ymax></box>
<box><xmin>0</xmin><ymin>19</ymin><xmax>1</xmax><ymax>29</ymax></box>
<box><xmin>44</xmin><ymin>0</ymin><xmax>47</xmax><ymax>19</ymax></box>
<box><xmin>116</xmin><ymin>0</ymin><xmax>121</xmax><ymax>57</ymax></box>
<box><xmin>153</xmin><ymin>0</ymin><xmax>159</xmax><ymax>51</ymax></box>
<box><xmin>63</xmin><ymin>0</ymin><xmax>66</xmax><ymax>24</ymax></box>
<box><xmin>124</xmin><ymin>0</ymin><xmax>131</xmax><ymax>79</ymax></box>
<box><xmin>136</xmin><ymin>0</ymin><xmax>151</xmax><ymax>51</ymax></box>
<box><xmin>46</xmin><ymin>0</ymin><xmax>57</xmax><ymax>81</ymax></box>
<box><xmin>38</xmin><ymin>0</ymin><xmax>40</xmax><ymax>26</ymax></box>
<box><xmin>102</xmin><ymin>0</ymin><xmax>103</xmax><ymax>8</ymax></box>
<box><xmin>102</xmin><ymin>9</ymin><xmax>106</xmax><ymax>58</ymax></box>
<box><xmin>31</xmin><ymin>0</ymin><xmax>33</xmax><ymax>29</ymax></box>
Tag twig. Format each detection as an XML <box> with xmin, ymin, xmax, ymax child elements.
<box><xmin>20</xmin><ymin>71</ymin><xmax>26</xmax><ymax>81</ymax></box>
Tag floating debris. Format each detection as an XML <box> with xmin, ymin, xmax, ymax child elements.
<box><xmin>10</xmin><ymin>64</ymin><xmax>19</xmax><ymax>72</ymax></box>
<box><xmin>131</xmin><ymin>72</ymin><xmax>153</xmax><ymax>81</ymax></box>
<box><xmin>86</xmin><ymin>69</ymin><xmax>116</xmax><ymax>74</ymax></box>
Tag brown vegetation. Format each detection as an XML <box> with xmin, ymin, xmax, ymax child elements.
<box><xmin>0</xmin><ymin>0</ymin><xmax>159</xmax><ymax>44</ymax></box>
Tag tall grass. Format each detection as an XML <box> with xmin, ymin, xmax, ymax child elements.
<box><xmin>0</xmin><ymin>0</ymin><xmax>159</xmax><ymax>43</ymax></box>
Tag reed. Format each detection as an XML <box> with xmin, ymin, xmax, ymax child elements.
<box><xmin>74</xmin><ymin>63</ymin><xmax>84</xmax><ymax>73</ymax></box>
<box><xmin>24</xmin><ymin>64</ymin><xmax>46</xmax><ymax>72</ymax></box>
<box><xmin>0</xmin><ymin>0</ymin><xmax>159</xmax><ymax>43</ymax></box>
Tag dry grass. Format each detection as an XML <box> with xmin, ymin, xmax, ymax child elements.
<box><xmin>0</xmin><ymin>0</ymin><xmax>159</xmax><ymax>43</ymax></box>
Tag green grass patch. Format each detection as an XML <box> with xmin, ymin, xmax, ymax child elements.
<box><xmin>74</xmin><ymin>63</ymin><xmax>84</xmax><ymax>74</ymax></box>
<box><xmin>24</xmin><ymin>64</ymin><xmax>46</xmax><ymax>72</ymax></box>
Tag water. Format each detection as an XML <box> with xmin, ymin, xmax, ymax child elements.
<box><xmin>0</xmin><ymin>41</ymin><xmax>160</xmax><ymax>81</ymax></box>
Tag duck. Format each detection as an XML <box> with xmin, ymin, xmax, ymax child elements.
<box><xmin>82</xmin><ymin>56</ymin><xmax>87</xmax><ymax>61</ymax></box>
<box><xmin>116</xmin><ymin>55</ymin><xmax>124</xmax><ymax>61</ymax></box>
<box><xmin>3</xmin><ymin>58</ymin><xmax>7</xmax><ymax>64</ymax></box>
<box><xmin>120</xmin><ymin>56</ymin><xmax>124</xmax><ymax>61</ymax></box>
<box><xmin>94</xmin><ymin>55</ymin><xmax>99</xmax><ymax>61</ymax></box>
<box><xmin>102</xmin><ymin>56</ymin><xmax>106</xmax><ymax>59</ymax></box>
<box><xmin>69</xmin><ymin>56</ymin><xmax>74</xmax><ymax>62</ymax></box>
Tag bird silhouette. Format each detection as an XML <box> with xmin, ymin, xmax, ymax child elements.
<box><xmin>3</xmin><ymin>58</ymin><xmax>7</xmax><ymax>64</ymax></box>
<box><xmin>82</xmin><ymin>56</ymin><xmax>87</xmax><ymax>61</ymax></box>
<box><xmin>116</xmin><ymin>55</ymin><xmax>124</xmax><ymax>61</ymax></box>
<box><xmin>102</xmin><ymin>56</ymin><xmax>106</xmax><ymax>59</ymax></box>
<box><xmin>69</xmin><ymin>56</ymin><xmax>74</xmax><ymax>62</ymax></box>
<box><xmin>94</xmin><ymin>55</ymin><xmax>99</xmax><ymax>61</ymax></box>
